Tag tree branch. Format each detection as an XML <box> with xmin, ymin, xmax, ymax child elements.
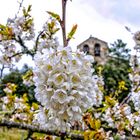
<box><xmin>15</xmin><ymin>0</ymin><xmax>25</xmax><ymax>19</ymax></box>
<box><xmin>60</xmin><ymin>0</ymin><xmax>68</xmax><ymax>47</ymax></box>
<box><xmin>0</xmin><ymin>120</ymin><xmax>84</xmax><ymax>139</ymax></box>
<box><xmin>34</xmin><ymin>30</ymin><xmax>44</xmax><ymax>53</ymax></box>
<box><xmin>15</xmin><ymin>36</ymin><xmax>28</xmax><ymax>50</ymax></box>
<box><xmin>0</xmin><ymin>65</ymin><xmax>5</xmax><ymax>79</ymax></box>
<box><xmin>13</xmin><ymin>36</ymin><xmax>34</xmax><ymax>57</ymax></box>
<box><xmin>0</xmin><ymin>65</ymin><xmax>9</xmax><ymax>79</ymax></box>
<box><xmin>8</xmin><ymin>51</ymin><xmax>24</xmax><ymax>59</ymax></box>
<box><xmin>120</xmin><ymin>93</ymin><xmax>131</xmax><ymax>106</ymax></box>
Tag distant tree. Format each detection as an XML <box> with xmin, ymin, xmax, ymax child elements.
<box><xmin>95</xmin><ymin>39</ymin><xmax>132</xmax><ymax>102</ymax></box>
<box><xmin>103</xmin><ymin>39</ymin><xmax>131</xmax><ymax>101</ymax></box>
<box><xmin>109</xmin><ymin>39</ymin><xmax>131</xmax><ymax>60</ymax></box>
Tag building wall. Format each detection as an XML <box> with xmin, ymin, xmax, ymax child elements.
<box><xmin>77</xmin><ymin>37</ymin><xmax>109</xmax><ymax>65</ymax></box>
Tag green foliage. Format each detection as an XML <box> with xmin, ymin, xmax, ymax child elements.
<box><xmin>103</xmin><ymin>40</ymin><xmax>131</xmax><ymax>101</ymax></box>
<box><xmin>23</xmin><ymin>5</ymin><xmax>32</xmax><ymax>18</ymax></box>
<box><xmin>47</xmin><ymin>20</ymin><xmax>60</xmax><ymax>37</ymax></box>
<box><xmin>0</xmin><ymin>24</ymin><xmax>13</xmax><ymax>40</ymax></box>
<box><xmin>94</xmin><ymin>39</ymin><xmax>131</xmax><ymax>102</ymax></box>
<box><xmin>103</xmin><ymin>59</ymin><xmax>131</xmax><ymax>101</ymax></box>
<box><xmin>109</xmin><ymin>39</ymin><xmax>131</xmax><ymax>60</ymax></box>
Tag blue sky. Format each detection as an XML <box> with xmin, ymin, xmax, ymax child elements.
<box><xmin>0</xmin><ymin>0</ymin><xmax>140</xmax><ymax>51</ymax></box>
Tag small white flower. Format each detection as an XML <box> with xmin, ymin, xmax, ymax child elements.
<box><xmin>2</xmin><ymin>96</ymin><xmax>10</xmax><ymax>104</ymax></box>
<box><xmin>51</xmin><ymin>89</ymin><xmax>68</xmax><ymax>104</ymax></box>
<box><xmin>53</xmin><ymin>73</ymin><xmax>67</xmax><ymax>86</ymax></box>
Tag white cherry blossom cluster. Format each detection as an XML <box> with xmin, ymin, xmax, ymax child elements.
<box><xmin>130</xmin><ymin>91</ymin><xmax>140</xmax><ymax>111</ymax></box>
<box><xmin>37</xmin><ymin>36</ymin><xmax>59</xmax><ymax>53</ymax></box>
<box><xmin>132</xmin><ymin>114</ymin><xmax>140</xmax><ymax>133</ymax></box>
<box><xmin>101</xmin><ymin>103</ymin><xmax>132</xmax><ymax>133</ymax></box>
<box><xmin>37</xmin><ymin>20</ymin><xmax>59</xmax><ymax>52</ymax></box>
<box><xmin>102</xmin><ymin>103</ymin><xmax>122</xmax><ymax>128</ymax></box>
<box><xmin>100</xmin><ymin>96</ymin><xmax>140</xmax><ymax>136</ymax></box>
<box><xmin>33</xmin><ymin>46</ymin><xmax>103</xmax><ymax>130</ymax></box>
<box><xmin>1</xmin><ymin>95</ymin><xmax>35</xmax><ymax>124</ymax></box>
<box><xmin>7</xmin><ymin>16</ymin><xmax>35</xmax><ymax>41</ymax></box>
<box><xmin>0</xmin><ymin>12</ymin><xmax>35</xmax><ymax>70</ymax></box>
<box><xmin>128</xmin><ymin>54</ymin><xmax>140</xmax><ymax>110</ymax></box>
<box><xmin>126</xmin><ymin>112</ymin><xmax>140</xmax><ymax>135</ymax></box>
<box><xmin>0</xmin><ymin>41</ymin><xmax>21</xmax><ymax>67</ymax></box>
<box><xmin>125</xmin><ymin>55</ymin><xmax>140</xmax><ymax>135</ymax></box>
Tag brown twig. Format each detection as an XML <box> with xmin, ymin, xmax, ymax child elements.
<box><xmin>34</xmin><ymin>30</ymin><xmax>45</xmax><ymax>53</ymax></box>
<box><xmin>0</xmin><ymin>65</ymin><xmax>5</xmax><ymax>79</ymax></box>
<box><xmin>60</xmin><ymin>0</ymin><xmax>68</xmax><ymax>47</ymax></box>
<box><xmin>15</xmin><ymin>36</ymin><xmax>28</xmax><ymax>50</ymax></box>
<box><xmin>120</xmin><ymin>93</ymin><xmax>131</xmax><ymax>106</ymax></box>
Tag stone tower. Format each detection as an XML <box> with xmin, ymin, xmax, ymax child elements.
<box><xmin>77</xmin><ymin>36</ymin><xmax>109</xmax><ymax>65</ymax></box>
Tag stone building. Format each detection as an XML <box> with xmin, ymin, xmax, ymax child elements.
<box><xmin>77</xmin><ymin>36</ymin><xmax>109</xmax><ymax>65</ymax></box>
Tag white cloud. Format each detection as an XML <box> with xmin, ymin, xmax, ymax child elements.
<box><xmin>86</xmin><ymin>0</ymin><xmax>140</xmax><ymax>26</ymax></box>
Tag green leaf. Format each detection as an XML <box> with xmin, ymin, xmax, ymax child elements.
<box><xmin>67</xmin><ymin>24</ymin><xmax>77</xmax><ymax>40</ymax></box>
<box><xmin>105</xmin><ymin>96</ymin><xmax>116</xmax><ymax>106</ymax></box>
<box><xmin>47</xmin><ymin>11</ymin><xmax>61</xmax><ymax>21</ymax></box>
<box><xmin>0</xmin><ymin>24</ymin><xmax>5</xmax><ymax>29</ymax></box>
<box><xmin>95</xmin><ymin>119</ymin><xmax>101</xmax><ymax>130</ymax></box>
<box><xmin>23</xmin><ymin>8</ymin><xmax>27</xmax><ymax>17</ymax></box>
<box><xmin>27</xmin><ymin>5</ymin><xmax>32</xmax><ymax>12</ymax></box>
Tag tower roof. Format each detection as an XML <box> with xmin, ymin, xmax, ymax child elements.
<box><xmin>77</xmin><ymin>36</ymin><xmax>108</xmax><ymax>47</ymax></box>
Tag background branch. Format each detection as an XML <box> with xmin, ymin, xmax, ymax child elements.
<box><xmin>0</xmin><ymin>120</ymin><xmax>84</xmax><ymax>139</ymax></box>
<box><xmin>15</xmin><ymin>0</ymin><xmax>25</xmax><ymax>18</ymax></box>
<box><xmin>0</xmin><ymin>120</ymin><xmax>139</xmax><ymax>139</ymax></box>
